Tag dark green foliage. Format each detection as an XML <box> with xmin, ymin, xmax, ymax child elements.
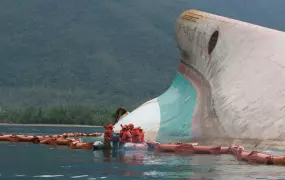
<box><xmin>0</xmin><ymin>0</ymin><xmax>284</xmax><ymax>124</ymax></box>
<box><xmin>0</xmin><ymin>0</ymin><xmax>184</xmax><ymax>111</ymax></box>
<box><xmin>0</xmin><ymin>0</ymin><xmax>186</xmax><ymax>124</ymax></box>
<box><xmin>0</xmin><ymin>105</ymin><xmax>115</xmax><ymax>126</ymax></box>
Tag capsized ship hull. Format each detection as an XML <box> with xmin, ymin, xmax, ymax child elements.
<box><xmin>114</xmin><ymin>10</ymin><xmax>285</xmax><ymax>147</ymax></box>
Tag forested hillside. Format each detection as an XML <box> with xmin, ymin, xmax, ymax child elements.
<box><xmin>0</xmin><ymin>0</ymin><xmax>183</xmax><ymax>110</ymax></box>
<box><xmin>0</xmin><ymin>0</ymin><xmax>284</xmax><ymax>125</ymax></box>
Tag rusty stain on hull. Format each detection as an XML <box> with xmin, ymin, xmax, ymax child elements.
<box><xmin>180</xmin><ymin>10</ymin><xmax>205</xmax><ymax>22</ymax></box>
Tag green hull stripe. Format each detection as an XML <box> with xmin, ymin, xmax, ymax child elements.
<box><xmin>156</xmin><ymin>72</ymin><xmax>197</xmax><ymax>143</ymax></box>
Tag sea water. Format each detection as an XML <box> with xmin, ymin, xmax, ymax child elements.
<box><xmin>1</xmin><ymin>126</ymin><xmax>285</xmax><ymax>180</ymax></box>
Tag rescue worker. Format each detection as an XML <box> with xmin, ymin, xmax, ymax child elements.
<box><xmin>138</xmin><ymin>127</ymin><xmax>145</xmax><ymax>143</ymax></box>
<box><xmin>128</xmin><ymin>123</ymin><xmax>134</xmax><ymax>130</ymax></box>
<box><xmin>120</xmin><ymin>124</ymin><xmax>125</xmax><ymax>138</ymax></box>
<box><xmin>128</xmin><ymin>123</ymin><xmax>135</xmax><ymax>136</ymax></box>
<box><xmin>120</xmin><ymin>125</ymin><xmax>132</xmax><ymax>144</ymax></box>
<box><xmin>132</xmin><ymin>127</ymin><xmax>141</xmax><ymax>143</ymax></box>
<box><xmin>103</xmin><ymin>124</ymin><xmax>114</xmax><ymax>149</ymax></box>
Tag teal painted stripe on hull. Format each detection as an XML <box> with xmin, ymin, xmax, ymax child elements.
<box><xmin>156</xmin><ymin>72</ymin><xmax>197</xmax><ymax>143</ymax></box>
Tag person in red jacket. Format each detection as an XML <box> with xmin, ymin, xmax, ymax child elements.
<box><xmin>119</xmin><ymin>124</ymin><xmax>125</xmax><ymax>138</ymax></box>
<box><xmin>138</xmin><ymin>127</ymin><xmax>145</xmax><ymax>143</ymax></box>
<box><xmin>128</xmin><ymin>123</ymin><xmax>134</xmax><ymax>132</ymax></box>
<box><xmin>132</xmin><ymin>127</ymin><xmax>141</xmax><ymax>143</ymax></box>
<box><xmin>103</xmin><ymin>124</ymin><xmax>114</xmax><ymax>149</ymax></box>
<box><xmin>128</xmin><ymin>123</ymin><xmax>137</xmax><ymax>138</ymax></box>
<box><xmin>120</xmin><ymin>126</ymin><xmax>132</xmax><ymax>144</ymax></box>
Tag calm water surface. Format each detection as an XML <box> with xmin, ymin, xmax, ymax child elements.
<box><xmin>1</xmin><ymin>126</ymin><xmax>285</xmax><ymax>180</ymax></box>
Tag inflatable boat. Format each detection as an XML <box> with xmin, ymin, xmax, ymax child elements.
<box><xmin>120</xmin><ymin>142</ymin><xmax>148</xmax><ymax>151</ymax></box>
<box><xmin>93</xmin><ymin>141</ymin><xmax>148</xmax><ymax>151</ymax></box>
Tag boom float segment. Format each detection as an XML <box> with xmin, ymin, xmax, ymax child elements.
<box><xmin>2</xmin><ymin>134</ymin><xmax>285</xmax><ymax>167</ymax></box>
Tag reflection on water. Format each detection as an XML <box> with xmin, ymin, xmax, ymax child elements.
<box><xmin>1</xmin><ymin>126</ymin><xmax>285</xmax><ymax>179</ymax></box>
<box><xmin>91</xmin><ymin>148</ymin><xmax>285</xmax><ymax>180</ymax></box>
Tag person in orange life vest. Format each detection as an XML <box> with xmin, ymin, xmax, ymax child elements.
<box><xmin>120</xmin><ymin>125</ymin><xmax>132</xmax><ymax>143</ymax></box>
<box><xmin>119</xmin><ymin>124</ymin><xmax>125</xmax><ymax>138</ymax></box>
<box><xmin>118</xmin><ymin>125</ymin><xmax>129</xmax><ymax>147</ymax></box>
<box><xmin>128</xmin><ymin>123</ymin><xmax>134</xmax><ymax>130</ymax></box>
<box><xmin>138</xmin><ymin>127</ymin><xmax>145</xmax><ymax>142</ymax></box>
<box><xmin>103</xmin><ymin>124</ymin><xmax>114</xmax><ymax>147</ymax></box>
<box><xmin>128</xmin><ymin>123</ymin><xmax>135</xmax><ymax>135</ymax></box>
<box><xmin>132</xmin><ymin>127</ymin><xmax>141</xmax><ymax>143</ymax></box>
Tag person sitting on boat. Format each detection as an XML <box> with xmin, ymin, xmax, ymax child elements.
<box><xmin>128</xmin><ymin>123</ymin><xmax>137</xmax><ymax>138</ymax></box>
<box><xmin>103</xmin><ymin>124</ymin><xmax>114</xmax><ymax>149</ymax></box>
<box><xmin>138</xmin><ymin>127</ymin><xmax>145</xmax><ymax>143</ymax></box>
<box><xmin>132</xmin><ymin>127</ymin><xmax>141</xmax><ymax>143</ymax></box>
<box><xmin>120</xmin><ymin>124</ymin><xmax>125</xmax><ymax>138</ymax></box>
<box><xmin>120</xmin><ymin>125</ymin><xmax>132</xmax><ymax>144</ymax></box>
<box><xmin>128</xmin><ymin>123</ymin><xmax>134</xmax><ymax>132</ymax></box>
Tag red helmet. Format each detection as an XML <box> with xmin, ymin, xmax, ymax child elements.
<box><xmin>104</xmin><ymin>124</ymin><xmax>113</xmax><ymax>129</ymax></box>
<box><xmin>122</xmin><ymin>125</ymin><xmax>129</xmax><ymax>131</ymax></box>
<box><xmin>128</xmin><ymin>123</ymin><xmax>134</xmax><ymax>127</ymax></box>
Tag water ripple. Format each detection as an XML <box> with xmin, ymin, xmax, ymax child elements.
<box><xmin>15</xmin><ymin>175</ymin><xmax>26</xmax><ymax>177</ymax></box>
<box><xmin>71</xmin><ymin>175</ymin><xmax>89</xmax><ymax>178</ymax></box>
<box><xmin>33</xmin><ymin>175</ymin><xmax>64</xmax><ymax>178</ymax></box>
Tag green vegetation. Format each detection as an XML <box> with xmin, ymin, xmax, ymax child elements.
<box><xmin>0</xmin><ymin>105</ymin><xmax>115</xmax><ymax>126</ymax></box>
<box><xmin>0</xmin><ymin>0</ymin><xmax>182</xmax><ymax>124</ymax></box>
<box><xmin>0</xmin><ymin>0</ymin><xmax>184</xmax><ymax>125</ymax></box>
<box><xmin>0</xmin><ymin>0</ymin><xmax>183</xmax><ymax>110</ymax></box>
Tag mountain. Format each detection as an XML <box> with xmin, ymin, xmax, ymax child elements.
<box><xmin>0</xmin><ymin>0</ymin><xmax>284</xmax><ymax>110</ymax></box>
